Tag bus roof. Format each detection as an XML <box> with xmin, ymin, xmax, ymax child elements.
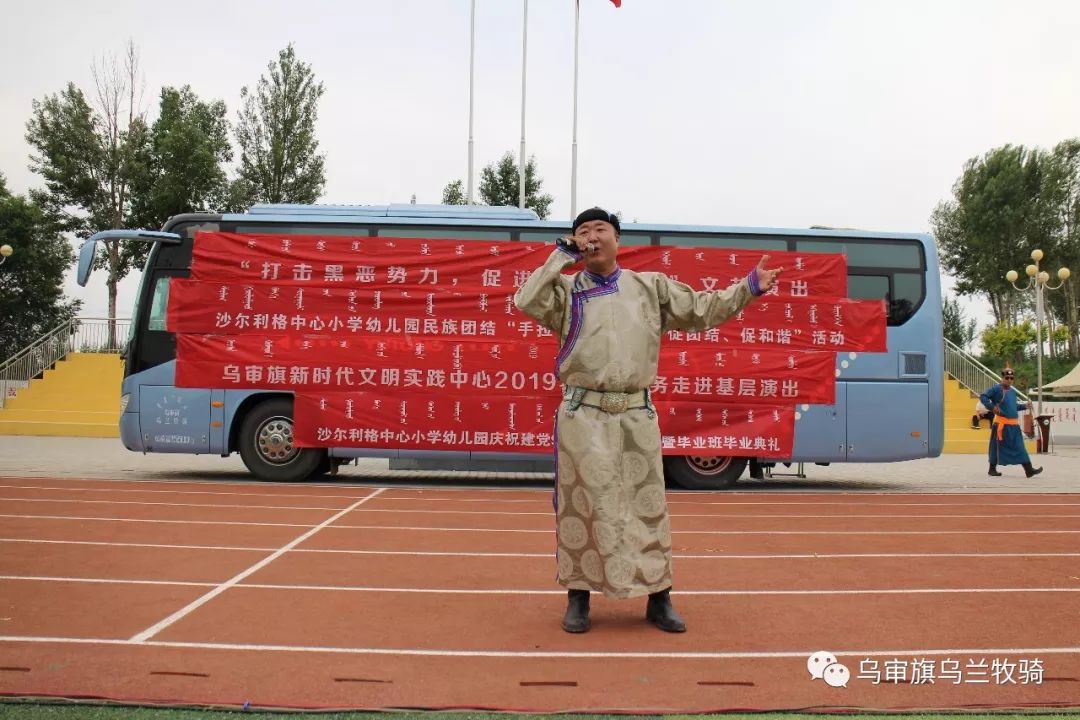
<box><xmin>244</xmin><ymin>203</ymin><xmax>541</xmax><ymax>221</ymax></box>
<box><xmin>219</xmin><ymin>203</ymin><xmax>931</xmax><ymax>243</ymax></box>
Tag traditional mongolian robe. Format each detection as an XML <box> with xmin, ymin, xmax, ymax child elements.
<box><xmin>980</xmin><ymin>383</ymin><xmax>1032</xmax><ymax>466</ymax></box>
<box><xmin>514</xmin><ymin>247</ymin><xmax>755</xmax><ymax>598</ymax></box>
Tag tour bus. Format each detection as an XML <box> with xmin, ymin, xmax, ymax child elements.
<box><xmin>77</xmin><ymin>203</ymin><xmax>944</xmax><ymax>489</ymax></box>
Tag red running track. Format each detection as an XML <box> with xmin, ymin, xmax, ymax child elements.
<box><xmin>1</xmin><ymin>474</ymin><xmax>1079</xmax><ymax>712</ymax></box>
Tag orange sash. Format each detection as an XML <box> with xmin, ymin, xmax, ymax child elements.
<box><xmin>995</xmin><ymin>415</ymin><xmax>1019</xmax><ymax>441</ymax></box>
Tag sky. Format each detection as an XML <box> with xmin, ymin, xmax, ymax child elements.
<box><xmin>1</xmin><ymin>0</ymin><xmax>1079</xmax><ymax>330</ymax></box>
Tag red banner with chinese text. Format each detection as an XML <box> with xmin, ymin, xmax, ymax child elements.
<box><xmin>188</xmin><ymin>231</ymin><xmax>846</xmax><ymax>298</ymax></box>
<box><xmin>175</xmin><ymin>334</ymin><xmax>837</xmax><ymax>405</ymax></box>
<box><xmin>166</xmin><ymin>231</ymin><xmax>886</xmax><ymax>457</ymax></box>
<box><xmin>293</xmin><ymin>392</ymin><xmax>796</xmax><ymax>458</ymax></box>
<box><xmin>167</xmin><ymin>279</ymin><xmax>885</xmax><ymax>351</ymax></box>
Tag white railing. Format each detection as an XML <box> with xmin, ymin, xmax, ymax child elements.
<box><xmin>944</xmin><ymin>337</ymin><xmax>1030</xmax><ymax>405</ymax></box>
<box><xmin>0</xmin><ymin>317</ymin><xmax>130</xmax><ymax>409</ymax></box>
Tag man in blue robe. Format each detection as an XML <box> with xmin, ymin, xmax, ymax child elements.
<box><xmin>980</xmin><ymin>368</ymin><xmax>1043</xmax><ymax>478</ymax></box>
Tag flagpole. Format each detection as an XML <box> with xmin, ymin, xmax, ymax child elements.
<box><xmin>571</xmin><ymin>0</ymin><xmax>580</xmax><ymax>218</ymax></box>
<box><xmin>519</xmin><ymin>0</ymin><xmax>529</xmax><ymax>209</ymax></box>
<box><xmin>467</xmin><ymin>0</ymin><xmax>477</xmax><ymax>205</ymax></box>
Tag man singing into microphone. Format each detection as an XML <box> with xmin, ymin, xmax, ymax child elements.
<box><xmin>514</xmin><ymin>207</ymin><xmax>782</xmax><ymax>634</ymax></box>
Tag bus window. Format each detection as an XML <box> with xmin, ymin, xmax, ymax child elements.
<box><xmin>234</xmin><ymin>225</ymin><xmax>375</xmax><ymax>236</ymax></box>
<box><xmin>848</xmin><ymin>274</ymin><xmax>889</xmax><ymax>301</ymax></box>
<box><xmin>376</xmin><ymin>227</ymin><xmax>511</xmax><ymax>240</ymax></box>
<box><xmin>660</xmin><ymin>235</ymin><xmax>788</xmax><ymax>251</ymax></box>
<box><xmin>519</xmin><ymin>230</ymin><xmax>653</xmax><ymax>246</ymax></box>
<box><xmin>796</xmin><ymin>239</ymin><xmax>923</xmax><ymax>268</ymax></box>
<box><xmin>848</xmin><ymin>272</ymin><xmax>924</xmax><ymax>326</ymax></box>
<box><xmin>148</xmin><ymin>277</ymin><xmax>171</xmax><ymax>331</ymax></box>
<box><xmin>892</xmin><ymin>272</ymin><xmax>924</xmax><ymax>324</ymax></box>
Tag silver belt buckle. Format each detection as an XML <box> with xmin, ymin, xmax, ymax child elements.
<box><xmin>600</xmin><ymin>391</ymin><xmax>629</xmax><ymax>413</ymax></box>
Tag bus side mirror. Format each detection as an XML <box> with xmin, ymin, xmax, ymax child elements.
<box><xmin>77</xmin><ymin>239</ymin><xmax>97</xmax><ymax>287</ymax></box>
<box><xmin>76</xmin><ymin>229</ymin><xmax>183</xmax><ymax>287</ymax></box>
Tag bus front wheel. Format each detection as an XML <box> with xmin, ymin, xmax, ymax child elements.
<box><xmin>238</xmin><ymin>398</ymin><xmax>326</xmax><ymax>482</ymax></box>
<box><xmin>663</xmin><ymin>455</ymin><xmax>747</xmax><ymax>490</ymax></box>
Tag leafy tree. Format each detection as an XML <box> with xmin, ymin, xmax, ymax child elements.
<box><xmin>942</xmin><ymin>295</ymin><xmax>977</xmax><ymax>350</ymax></box>
<box><xmin>131</xmin><ymin>85</ymin><xmax>232</xmax><ymax>229</ymax></box>
<box><xmin>980</xmin><ymin>321</ymin><xmax>1037</xmax><ymax>365</ymax></box>
<box><xmin>0</xmin><ymin>173</ymin><xmax>82</xmax><ymax>360</ymax></box>
<box><xmin>1042</xmin><ymin>138</ymin><xmax>1080</xmax><ymax>359</ymax></box>
<box><xmin>442</xmin><ymin>152</ymin><xmax>554</xmax><ymax>219</ymax></box>
<box><xmin>479</xmin><ymin>152</ymin><xmax>553</xmax><ymax>219</ymax></box>
<box><xmin>931</xmin><ymin>145</ymin><xmax>1056</xmax><ymax>326</ymax></box>
<box><xmin>442</xmin><ymin>179</ymin><xmax>465</xmax><ymax>205</ymax></box>
<box><xmin>235</xmin><ymin>44</ymin><xmax>325</xmax><ymax>204</ymax></box>
<box><xmin>24</xmin><ymin>41</ymin><xmax>150</xmax><ymax>341</ymax></box>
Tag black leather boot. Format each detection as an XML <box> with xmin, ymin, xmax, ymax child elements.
<box><xmin>562</xmin><ymin>590</ymin><xmax>590</xmax><ymax>633</ymax></box>
<box><xmin>1023</xmin><ymin>463</ymin><xmax>1043</xmax><ymax>478</ymax></box>
<box><xmin>646</xmin><ymin>588</ymin><xmax>687</xmax><ymax>633</ymax></box>
<box><xmin>988</xmin><ymin>464</ymin><xmax>1002</xmax><ymax>477</ymax></box>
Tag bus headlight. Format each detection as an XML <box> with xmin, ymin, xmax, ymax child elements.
<box><xmin>120</xmin><ymin>393</ymin><xmax>131</xmax><ymax>414</ymax></box>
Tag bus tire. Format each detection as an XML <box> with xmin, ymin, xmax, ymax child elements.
<box><xmin>238</xmin><ymin>398</ymin><xmax>325</xmax><ymax>482</ymax></box>
<box><xmin>663</xmin><ymin>455</ymin><xmax>747</xmax><ymax>490</ymax></box>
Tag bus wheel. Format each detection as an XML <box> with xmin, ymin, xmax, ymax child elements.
<box><xmin>238</xmin><ymin>398</ymin><xmax>325</xmax><ymax>482</ymax></box>
<box><xmin>663</xmin><ymin>455</ymin><xmax>747</xmax><ymax>490</ymax></box>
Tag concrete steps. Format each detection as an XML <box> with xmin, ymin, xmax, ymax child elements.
<box><xmin>0</xmin><ymin>353</ymin><xmax>121</xmax><ymax>437</ymax></box>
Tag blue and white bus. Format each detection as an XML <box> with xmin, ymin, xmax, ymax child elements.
<box><xmin>77</xmin><ymin>203</ymin><xmax>943</xmax><ymax>488</ymax></box>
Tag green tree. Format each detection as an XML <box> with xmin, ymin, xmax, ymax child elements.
<box><xmin>931</xmin><ymin>144</ymin><xmax>1056</xmax><ymax>326</ymax></box>
<box><xmin>235</xmin><ymin>44</ymin><xmax>326</xmax><ymax>204</ymax></box>
<box><xmin>980</xmin><ymin>321</ymin><xmax>1037</xmax><ymax>365</ymax></box>
<box><xmin>131</xmin><ymin>85</ymin><xmax>232</xmax><ymax>229</ymax></box>
<box><xmin>479</xmin><ymin>152</ymin><xmax>553</xmax><ymax>219</ymax></box>
<box><xmin>1042</xmin><ymin>139</ymin><xmax>1080</xmax><ymax>359</ymax></box>
<box><xmin>0</xmin><ymin>173</ymin><xmax>82</xmax><ymax>360</ymax></box>
<box><xmin>24</xmin><ymin>42</ymin><xmax>150</xmax><ymax>339</ymax></box>
<box><xmin>942</xmin><ymin>295</ymin><xmax>977</xmax><ymax>350</ymax></box>
<box><xmin>443</xmin><ymin>152</ymin><xmax>555</xmax><ymax>218</ymax></box>
<box><xmin>441</xmin><ymin>179</ymin><xmax>465</xmax><ymax>205</ymax></box>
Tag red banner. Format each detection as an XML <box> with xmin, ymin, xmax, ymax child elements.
<box><xmin>164</xmin><ymin>231</ymin><xmax>887</xmax><ymax>457</ymax></box>
<box><xmin>188</xmin><ymin>231</ymin><xmax>847</xmax><ymax>298</ymax></box>
<box><xmin>293</xmin><ymin>392</ymin><xmax>796</xmax><ymax>458</ymax></box>
<box><xmin>175</xmin><ymin>334</ymin><xmax>837</xmax><ymax>405</ymax></box>
<box><xmin>167</xmin><ymin>279</ymin><xmax>884</xmax><ymax>351</ymax></box>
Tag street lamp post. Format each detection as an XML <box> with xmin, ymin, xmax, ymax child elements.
<box><xmin>0</xmin><ymin>244</ymin><xmax>12</xmax><ymax>266</ymax></box>
<box><xmin>1005</xmin><ymin>248</ymin><xmax>1071</xmax><ymax>418</ymax></box>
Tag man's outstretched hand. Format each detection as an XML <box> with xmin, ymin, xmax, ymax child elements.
<box><xmin>756</xmin><ymin>255</ymin><xmax>784</xmax><ymax>293</ymax></box>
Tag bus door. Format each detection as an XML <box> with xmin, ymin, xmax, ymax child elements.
<box><xmin>135</xmin><ymin>268</ymin><xmax>212</xmax><ymax>454</ymax></box>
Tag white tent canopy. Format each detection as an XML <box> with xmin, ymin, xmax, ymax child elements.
<box><xmin>1035</xmin><ymin>361</ymin><xmax>1080</xmax><ymax>396</ymax></box>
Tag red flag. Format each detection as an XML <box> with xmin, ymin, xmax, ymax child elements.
<box><xmin>610</xmin><ymin>0</ymin><xmax>621</xmax><ymax>6</ymax></box>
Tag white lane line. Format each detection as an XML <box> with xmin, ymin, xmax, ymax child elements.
<box><xmin>312</xmin><ymin>507</ymin><xmax>1080</xmax><ymax>519</ymax></box>
<box><xmin>3</xmin><ymin>538</ymin><xmax>1080</xmax><ymax>561</ymax></box>
<box><xmin>237</xmin><ymin>584</ymin><xmax>1080</xmax><ymax>596</ymax></box>
<box><xmin>3</xmin><ymin>575</ymin><xmax>1078</xmax><ymax>596</ymax></box>
<box><xmin>0</xmin><ymin>514</ymin><xmax>312</xmax><ymax>528</ymax></box>
<box><xmin>327</xmin><ymin>524</ymin><xmax>1080</xmax><ymax>535</ymax></box>
<box><xmin>0</xmin><ymin>538</ymin><xmax>275</xmax><ymax>552</ymax></box>
<box><xmin>5</xmin><ymin>499</ymin><xmax>1080</xmax><ymax>520</ymax></box>
<box><xmin>0</xmin><ymin>475</ymin><xmax>550</xmax><ymax>493</ymax></box>
<box><xmin>2</xmin><ymin>635</ymin><xmax>1080</xmax><ymax>659</ymax></box>
<box><xmin>0</xmin><ymin>575</ymin><xmax>214</xmax><ymax>587</ymax></box>
<box><xmin>0</xmin><ymin>497</ymin><xmax>350</xmax><ymax>511</ymax></box>
<box><xmin>127</xmin><ymin>488</ymin><xmax>387</xmax><ymax>643</ymax></box>
<box><xmin>0</xmin><ymin>483</ymin><xmax>378</xmax><ymax>502</ymax></box>
<box><xmin>5</xmin><ymin>479</ymin><xmax>1080</xmax><ymax>507</ymax></box>
<box><xmin>5</xmin><ymin>514</ymin><xmax>1080</xmax><ymax>536</ymax></box>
